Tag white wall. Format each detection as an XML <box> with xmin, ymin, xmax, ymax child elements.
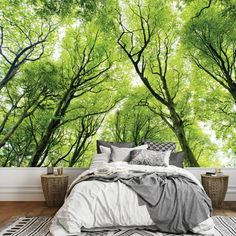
<box><xmin>0</xmin><ymin>167</ymin><xmax>235</xmax><ymax>201</ymax></box>
<box><xmin>0</xmin><ymin>168</ymin><xmax>87</xmax><ymax>201</ymax></box>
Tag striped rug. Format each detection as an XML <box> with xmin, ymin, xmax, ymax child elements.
<box><xmin>0</xmin><ymin>217</ymin><xmax>51</xmax><ymax>236</ymax></box>
<box><xmin>0</xmin><ymin>216</ymin><xmax>235</xmax><ymax>236</ymax></box>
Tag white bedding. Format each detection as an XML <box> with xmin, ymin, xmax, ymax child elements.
<box><xmin>50</xmin><ymin>162</ymin><xmax>216</xmax><ymax>236</ymax></box>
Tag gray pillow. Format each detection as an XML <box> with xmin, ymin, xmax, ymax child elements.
<box><xmin>142</xmin><ymin>140</ymin><xmax>176</xmax><ymax>152</ymax></box>
<box><xmin>169</xmin><ymin>151</ymin><xmax>185</xmax><ymax>168</ymax></box>
<box><xmin>129</xmin><ymin>149</ymin><xmax>171</xmax><ymax>167</ymax></box>
<box><xmin>96</xmin><ymin>140</ymin><xmax>133</xmax><ymax>154</ymax></box>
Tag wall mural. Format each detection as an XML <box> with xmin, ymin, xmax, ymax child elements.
<box><xmin>0</xmin><ymin>0</ymin><xmax>235</xmax><ymax>167</ymax></box>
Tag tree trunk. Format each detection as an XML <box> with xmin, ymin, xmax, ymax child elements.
<box><xmin>228</xmin><ymin>82</ymin><xmax>236</xmax><ymax>104</ymax></box>
<box><xmin>174</xmin><ymin>124</ymin><xmax>199</xmax><ymax>167</ymax></box>
<box><xmin>68</xmin><ymin>132</ymin><xmax>87</xmax><ymax>167</ymax></box>
<box><xmin>0</xmin><ymin>66</ymin><xmax>17</xmax><ymax>91</ymax></box>
<box><xmin>30</xmin><ymin>88</ymin><xmax>74</xmax><ymax>167</ymax></box>
<box><xmin>29</xmin><ymin>119</ymin><xmax>60</xmax><ymax>167</ymax></box>
<box><xmin>168</xmin><ymin>106</ymin><xmax>199</xmax><ymax>167</ymax></box>
<box><xmin>0</xmin><ymin>113</ymin><xmax>27</xmax><ymax>148</ymax></box>
<box><xmin>117</xmin><ymin>6</ymin><xmax>199</xmax><ymax>166</ymax></box>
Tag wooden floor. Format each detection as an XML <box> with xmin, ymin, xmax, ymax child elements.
<box><xmin>0</xmin><ymin>201</ymin><xmax>58</xmax><ymax>227</ymax></box>
<box><xmin>0</xmin><ymin>201</ymin><xmax>236</xmax><ymax>228</ymax></box>
<box><xmin>213</xmin><ymin>201</ymin><xmax>236</xmax><ymax>217</ymax></box>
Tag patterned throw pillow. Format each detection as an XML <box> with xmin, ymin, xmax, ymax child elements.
<box><xmin>142</xmin><ymin>140</ymin><xmax>176</xmax><ymax>152</ymax></box>
<box><xmin>129</xmin><ymin>149</ymin><xmax>171</xmax><ymax>166</ymax></box>
<box><xmin>96</xmin><ymin>140</ymin><xmax>133</xmax><ymax>154</ymax></box>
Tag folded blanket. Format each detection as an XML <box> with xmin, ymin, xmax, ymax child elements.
<box><xmin>119</xmin><ymin>172</ymin><xmax>212</xmax><ymax>233</ymax></box>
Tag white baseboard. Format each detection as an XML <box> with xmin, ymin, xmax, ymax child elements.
<box><xmin>0</xmin><ymin>186</ymin><xmax>44</xmax><ymax>201</ymax></box>
<box><xmin>0</xmin><ymin>167</ymin><xmax>236</xmax><ymax>201</ymax></box>
<box><xmin>0</xmin><ymin>167</ymin><xmax>86</xmax><ymax>201</ymax></box>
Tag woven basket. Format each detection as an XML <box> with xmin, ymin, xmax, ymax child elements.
<box><xmin>41</xmin><ymin>174</ymin><xmax>69</xmax><ymax>207</ymax></box>
<box><xmin>201</xmin><ymin>175</ymin><xmax>229</xmax><ymax>208</ymax></box>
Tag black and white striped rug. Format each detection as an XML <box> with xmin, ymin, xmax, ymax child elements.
<box><xmin>0</xmin><ymin>216</ymin><xmax>236</xmax><ymax>236</ymax></box>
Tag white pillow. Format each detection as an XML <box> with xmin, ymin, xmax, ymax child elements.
<box><xmin>100</xmin><ymin>145</ymin><xmax>111</xmax><ymax>155</ymax></box>
<box><xmin>110</xmin><ymin>144</ymin><xmax>148</xmax><ymax>162</ymax></box>
<box><xmin>90</xmin><ymin>153</ymin><xmax>110</xmax><ymax>169</ymax></box>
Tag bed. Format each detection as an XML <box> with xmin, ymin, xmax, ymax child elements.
<box><xmin>49</xmin><ymin>141</ymin><xmax>215</xmax><ymax>235</ymax></box>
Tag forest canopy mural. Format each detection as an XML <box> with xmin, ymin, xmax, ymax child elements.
<box><xmin>0</xmin><ymin>0</ymin><xmax>235</xmax><ymax>167</ymax></box>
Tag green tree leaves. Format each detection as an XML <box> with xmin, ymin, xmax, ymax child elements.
<box><xmin>0</xmin><ymin>0</ymin><xmax>235</xmax><ymax>167</ymax></box>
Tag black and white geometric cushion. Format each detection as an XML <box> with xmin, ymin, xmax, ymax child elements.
<box><xmin>142</xmin><ymin>141</ymin><xmax>176</xmax><ymax>153</ymax></box>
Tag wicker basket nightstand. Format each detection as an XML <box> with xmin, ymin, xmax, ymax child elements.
<box><xmin>41</xmin><ymin>174</ymin><xmax>69</xmax><ymax>207</ymax></box>
<box><xmin>201</xmin><ymin>174</ymin><xmax>229</xmax><ymax>208</ymax></box>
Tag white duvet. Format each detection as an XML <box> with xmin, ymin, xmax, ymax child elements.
<box><xmin>50</xmin><ymin>162</ymin><xmax>216</xmax><ymax>236</ymax></box>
